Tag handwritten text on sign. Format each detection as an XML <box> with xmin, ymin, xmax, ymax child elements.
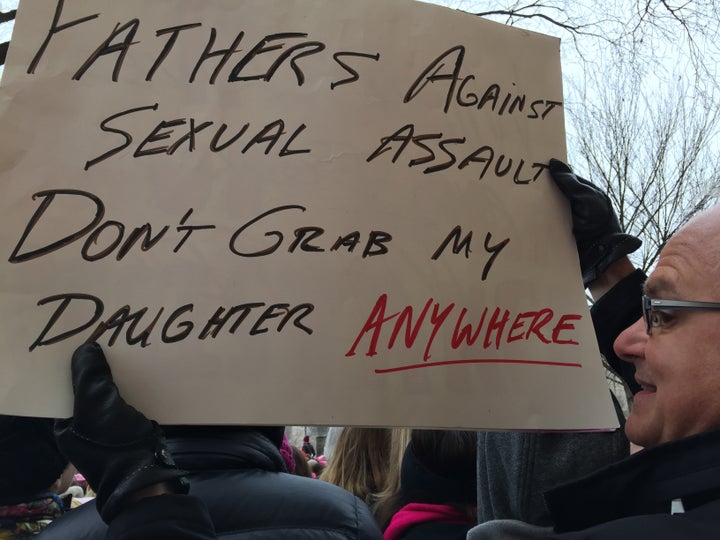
<box><xmin>0</xmin><ymin>0</ymin><xmax>618</xmax><ymax>429</ymax></box>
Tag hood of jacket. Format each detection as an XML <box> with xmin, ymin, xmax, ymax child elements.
<box><xmin>165</xmin><ymin>428</ymin><xmax>287</xmax><ymax>473</ymax></box>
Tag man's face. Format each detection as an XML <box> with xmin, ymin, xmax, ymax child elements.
<box><xmin>614</xmin><ymin>208</ymin><xmax>720</xmax><ymax>448</ymax></box>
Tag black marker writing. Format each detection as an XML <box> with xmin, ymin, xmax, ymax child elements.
<box><xmin>331</xmin><ymin>51</ymin><xmax>380</xmax><ymax>89</ymax></box>
<box><xmin>405</xmin><ymin>45</ymin><xmax>562</xmax><ymax>118</ymax></box>
<box><xmin>432</xmin><ymin>227</ymin><xmax>510</xmax><ymax>280</ymax></box>
<box><xmin>8</xmin><ymin>189</ymin><xmax>216</xmax><ymax>263</ymax></box>
<box><xmin>85</xmin><ymin>103</ymin><xmax>311</xmax><ymax>170</ymax></box>
<box><xmin>367</xmin><ymin>123</ymin><xmax>549</xmax><ymax>183</ymax></box>
<box><xmin>229</xmin><ymin>204</ymin><xmax>392</xmax><ymax>258</ymax></box>
<box><xmin>27</xmin><ymin>1</ymin><xmax>376</xmax><ymax>88</ymax></box>
<box><xmin>29</xmin><ymin>293</ymin><xmax>315</xmax><ymax>351</ymax></box>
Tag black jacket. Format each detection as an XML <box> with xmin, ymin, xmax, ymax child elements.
<box><xmin>40</xmin><ymin>429</ymin><xmax>383</xmax><ymax>539</ymax></box>
<box><xmin>105</xmin><ymin>495</ymin><xmax>217</xmax><ymax>540</ymax></box>
<box><xmin>545</xmin><ymin>428</ymin><xmax>720</xmax><ymax>539</ymax></box>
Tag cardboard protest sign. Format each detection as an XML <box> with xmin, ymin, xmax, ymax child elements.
<box><xmin>0</xmin><ymin>0</ymin><xmax>619</xmax><ymax>429</ymax></box>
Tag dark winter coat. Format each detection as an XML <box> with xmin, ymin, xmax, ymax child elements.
<box><xmin>545</xmin><ymin>428</ymin><xmax>720</xmax><ymax>539</ymax></box>
<box><xmin>40</xmin><ymin>429</ymin><xmax>382</xmax><ymax>540</ymax></box>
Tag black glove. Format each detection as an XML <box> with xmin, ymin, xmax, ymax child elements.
<box><xmin>548</xmin><ymin>159</ymin><xmax>641</xmax><ymax>287</ymax></box>
<box><xmin>54</xmin><ymin>342</ymin><xmax>188</xmax><ymax>523</ymax></box>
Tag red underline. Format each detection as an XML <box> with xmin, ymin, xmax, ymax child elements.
<box><xmin>374</xmin><ymin>358</ymin><xmax>583</xmax><ymax>374</ymax></box>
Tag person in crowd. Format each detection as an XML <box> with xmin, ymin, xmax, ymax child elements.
<box><xmin>302</xmin><ymin>436</ymin><xmax>316</xmax><ymax>459</ymax></box>
<box><xmin>279</xmin><ymin>433</ymin><xmax>296</xmax><ymax>474</ymax></box>
<box><xmin>372</xmin><ymin>429</ymin><xmax>413</xmax><ymax>529</ymax></box>
<box><xmin>471</xmin><ymin>160</ymin><xmax>720</xmax><ymax>539</ymax></box>
<box><xmin>306</xmin><ymin>458</ymin><xmax>326</xmax><ymax>479</ymax></box>
<box><xmin>0</xmin><ymin>416</ymin><xmax>76</xmax><ymax>538</ymax></box>
<box><xmin>314</xmin><ymin>454</ymin><xmax>329</xmax><ymax>470</ymax></box>
<box><xmin>290</xmin><ymin>447</ymin><xmax>313</xmax><ymax>478</ymax></box>
<box><xmin>321</xmin><ymin>428</ymin><xmax>401</xmax><ymax>508</ymax></box>
<box><xmin>42</xmin><ymin>343</ymin><xmax>383</xmax><ymax>540</ymax></box>
<box><xmin>380</xmin><ymin>430</ymin><xmax>477</xmax><ymax>540</ymax></box>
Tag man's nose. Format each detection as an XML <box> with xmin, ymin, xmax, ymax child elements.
<box><xmin>613</xmin><ymin>316</ymin><xmax>647</xmax><ymax>364</ymax></box>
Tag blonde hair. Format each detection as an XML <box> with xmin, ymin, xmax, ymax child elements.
<box><xmin>321</xmin><ymin>427</ymin><xmax>409</xmax><ymax>507</ymax></box>
<box><xmin>371</xmin><ymin>428</ymin><xmax>412</xmax><ymax>528</ymax></box>
<box><xmin>373</xmin><ymin>428</ymin><xmax>411</xmax><ymax>500</ymax></box>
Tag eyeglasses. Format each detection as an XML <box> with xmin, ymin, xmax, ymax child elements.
<box><xmin>642</xmin><ymin>294</ymin><xmax>720</xmax><ymax>335</ymax></box>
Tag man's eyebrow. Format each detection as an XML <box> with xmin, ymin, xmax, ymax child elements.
<box><xmin>644</xmin><ymin>278</ymin><xmax>677</xmax><ymax>297</ymax></box>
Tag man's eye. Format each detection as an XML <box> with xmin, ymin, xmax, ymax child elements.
<box><xmin>651</xmin><ymin>310</ymin><xmax>675</xmax><ymax>328</ymax></box>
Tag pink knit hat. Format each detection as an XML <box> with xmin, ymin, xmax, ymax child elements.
<box><xmin>279</xmin><ymin>433</ymin><xmax>296</xmax><ymax>473</ymax></box>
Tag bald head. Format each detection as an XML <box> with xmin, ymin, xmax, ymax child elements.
<box><xmin>662</xmin><ymin>204</ymin><xmax>720</xmax><ymax>298</ymax></box>
<box><xmin>680</xmin><ymin>204</ymin><xmax>720</xmax><ymax>236</ymax></box>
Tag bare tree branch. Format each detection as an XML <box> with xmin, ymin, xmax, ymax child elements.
<box><xmin>568</xmin><ymin>66</ymin><xmax>720</xmax><ymax>272</ymax></box>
